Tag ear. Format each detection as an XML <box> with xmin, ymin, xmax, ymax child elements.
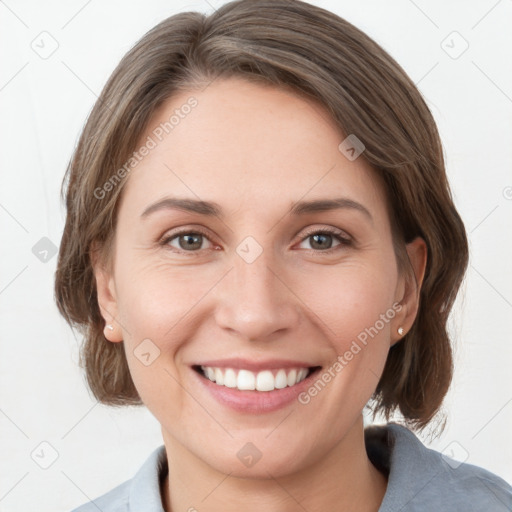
<box><xmin>392</xmin><ymin>236</ymin><xmax>427</xmax><ymax>345</ymax></box>
<box><xmin>90</xmin><ymin>241</ymin><xmax>123</xmax><ymax>343</ymax></box>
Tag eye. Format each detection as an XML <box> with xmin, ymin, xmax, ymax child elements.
<box><xmin>297</xmin><ymin>227</ymin><xmax>352</xmax><ymax>253</ymax></box>
<box><xmin>160</xmin><ymin>228</ymin><xmax>214</xmax><ymax>254</ymax></box>
<box><xmin>159</xmin><ymin>226</ymin><xmax>352</xmax><ymax>255</ymax></box>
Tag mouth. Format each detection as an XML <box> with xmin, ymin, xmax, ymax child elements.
<box><xmin>192</xmin><ymin>364</ymin><xmax>322</xmax><ymax>392</ymax></box>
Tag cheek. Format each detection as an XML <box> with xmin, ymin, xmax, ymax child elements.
<box><xmin>297</xmin><ymin>260</ymin><xmax>397</xmax><ymax>404</ymax></box>
<box><xmin>114</xmin><ymin>245</ymin><xmax>397</xmax><ymax>410</ymax></box>
<box><xmin>115</xmin><ymin>257</ymin><xmax>212</xmax><ymax>335</ymax></box>
<box><xmin>300</xmin><ymin>258</ymin><xmax>398</xmax><ymax>343</ymax></box>
<box><xmin>112</xmin><ymin>261</ymin><xmax>203</xmax><ymax>409</ymax></box>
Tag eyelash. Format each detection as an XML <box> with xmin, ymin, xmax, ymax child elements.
<box><xmin>158</xmin><ymin>226</ymin><xmax>352</xmax><ymax>256</ymax></box>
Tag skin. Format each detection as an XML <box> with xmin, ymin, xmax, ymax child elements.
<box><xmin>93</xmin><ymin>77</ymin><xmax>427</xmax><ymax>512</ymax></box>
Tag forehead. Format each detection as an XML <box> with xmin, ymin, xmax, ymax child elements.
<box><xmin>120</xmin><ymin>77</ymin><xmax>388</xmax><ymax>223</ymax></box>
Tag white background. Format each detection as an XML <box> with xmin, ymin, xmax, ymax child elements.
<box><xmin>1</xmin><ymin>0</ymin><xmax>511</xmax><ymax>511</ymax></box>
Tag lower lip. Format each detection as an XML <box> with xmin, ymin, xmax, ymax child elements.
<box><xmin>192</xmin><ymin>367</ymin><xmax>321</xmax><ymax>413</ymax></box>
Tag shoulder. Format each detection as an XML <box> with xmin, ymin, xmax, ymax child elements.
<box><xmin>365</xmin><ymin>423</ymin><xmax>512</xmax><ymax>511</ymax></box>
<box><xmin>427</xmin><ymin>451</ymin><xmax>512</xmax><ymax>510</ymax></box>
<box><xmin>69</xmin><ymin>445</ymin><xmax>168</xmax><ymax>512</ymax></box>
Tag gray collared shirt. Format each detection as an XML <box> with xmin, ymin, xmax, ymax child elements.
<box><xmin>70</xmin><ymin>423</ymin><xmax>512</xmax><ymax>511</ymax></box>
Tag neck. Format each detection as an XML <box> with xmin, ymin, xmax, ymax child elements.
<box><xmin>161</xmin><ymin>416</ymin><xmax>387</xmax><ymax>512</ymax></box>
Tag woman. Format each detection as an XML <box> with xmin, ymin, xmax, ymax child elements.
<box><xmin>55</xmin><ymin>0</ymin><xmax>512</xmax><ymax>510</ymax></box>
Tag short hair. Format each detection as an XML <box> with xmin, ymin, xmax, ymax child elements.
<box><xmin>54</xmin><ymin>0</ymin><xmax>469</xmax><ymax>430</ymax></box>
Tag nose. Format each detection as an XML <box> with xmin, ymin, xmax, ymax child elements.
<box><xmin>213</xmin><ymin>246</ymin><xmax>301</xmax><ymax>342</ymax></box>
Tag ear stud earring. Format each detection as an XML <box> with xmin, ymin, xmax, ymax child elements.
<box><xmin>397</xmin><ymin>326</ymin><xmax>404</xmax><ymax>336</ymax></box>
<box><xmin>106</xmin><ymin>324</ymin><xmax>114</xmax><ymax>331</ymax></box>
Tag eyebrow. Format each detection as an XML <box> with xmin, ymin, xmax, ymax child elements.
<box><xmin>140</xmin><ymin>197</ymin><xmax>373</xmax><ymax>223</ymax></box>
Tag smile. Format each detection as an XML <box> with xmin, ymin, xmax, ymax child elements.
<box><xmin>191</xmin><ymin>358</ymin><xmax>323</xmax><ymax>413</ymax></box>
<box><xmin>198</xmin><ymin>366</ymin><xmax>313</xmax><ymax>392</ymax></box>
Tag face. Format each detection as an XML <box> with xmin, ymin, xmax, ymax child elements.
<box><xmin>95</xmin><ymin>77</ymin><xmax>425</xmax><ymax>478</ymax></box>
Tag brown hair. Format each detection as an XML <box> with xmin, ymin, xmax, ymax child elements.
<box><xmin>54</xmin><ymin>0</ymin><xmax>468</xmax><ymax>430</ymax></box>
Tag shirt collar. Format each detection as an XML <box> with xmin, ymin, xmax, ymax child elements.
<box><xmin>129</xmin><ymin>444</ymin><xmax>168</xmax><ymax>511</ymax></box>
<box><xmin>367</xmin><ymin>423</ymin><xmax>444</xmax><ymax>511</ymax></box>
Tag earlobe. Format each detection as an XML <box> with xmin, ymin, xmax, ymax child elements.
<box><xmin>103</xmin><ymin>321</ymin><xmax>123</xmax><ymax>342</ymax></box>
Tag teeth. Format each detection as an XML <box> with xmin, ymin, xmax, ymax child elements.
<box><xmin>287</xmin><ymin>369</ymin><xmax>297</xmax><ymax>387</ymax></box>
<box><xmin>205</xmin><ymin>367</ymin><xmax>215</xmax><ymax>381</ymax></box>
<box><xmin>238</xmin><ymin>369</ymin><xmax>256</xmax><ymax>390</ymax></box>
<box><xmin>214</xmin><ymin>368</ymin><xmax>224</xmax><ymax>386</ymax></box>
<box><xmin>256</xmin><ymin>370</ymin><xmax>274</xmax><ymax>391</ymax></box>
<box><xmin>275</xmin><ymin>369</ymin><xmax>288</xmax><ymax>389</ymax></box>
<box><xmin>224</xmin><ymin>368</ymin><xmax>237</xmax><ymax>388</ymax></box>
<box><xmin>200</xmin><ymin>366</ymin><xmax>311</xmax><ymax>392</ymax></box>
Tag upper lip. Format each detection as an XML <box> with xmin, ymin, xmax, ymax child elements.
<box><xmin>194</xmin><ymin>358</ymin><xmax>320</xmax><ymax>372</ymax></box>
